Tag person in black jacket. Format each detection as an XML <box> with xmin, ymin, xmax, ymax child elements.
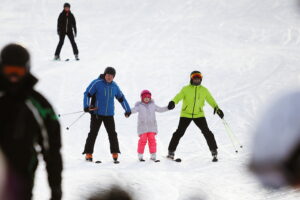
<box><xmin>54</xmin><ymin>3</ymin><xmax>79</xmax><ymax>61</ymax></box>
<box><xmin>0</xmin><ymin>43</ymin><xmax>63</xmax><ymax>200</ymax></box>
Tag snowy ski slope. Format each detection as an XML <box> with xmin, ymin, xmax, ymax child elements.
<box><xmin>1</xmin><ymin>0</ymin><xmax>300</xmax><ymax>199</ymax></box>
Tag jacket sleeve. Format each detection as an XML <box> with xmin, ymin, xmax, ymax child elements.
<box><xmin>115</xmin><ymin>85</ymin><xmax>131</xmax><ymax>113</ymax></box>
<box><xmin>72</xmin><ymin>14</ymin><xmax>77</xmax><ymax>34</ymax></box>
<box><xmin>131</xmin><ymin>102</ymin><xmax>140</xmax><ymax>114</ymax></box>
<box><xmin>83</xmin><ymin>80</ymin><xmax>98</xmax><ymax>109</ymax></box>
<box><xmin>155</xmin><ymin>104</ymin><xmax>169</xmax><ymax>113</ymax></box>
<box><xmin>172</xmin><ymin>87</ymin><xmax>185</xmax><ymax>104</ymax></box>
<box><xmin>30</xmin><ymin>93</ymin><xmax>62</xmax><ymax>193</ymax></box>
<box><xmin>57</xmin><ymin>13</ymin><xmax>63</xmax><ymax>34</ymax></box>
<box><xmin>205</xmin><ymin>88</ymin><xmax>218</xmax><ymax>109</ymax></box>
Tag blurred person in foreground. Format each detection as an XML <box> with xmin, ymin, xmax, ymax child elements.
<box><xmin>249</xmin><ymin>90</ymin><xmax>300</xmax><ymax>188</ymax></box>
<box><xmin>87</xmin><ymin>185</ymin><xmax>134</xmax><ymax>200</ymax></box>
<box><xmin>0</xmin><ymin>43</ymin><xmax>63</xmax><ymax>200</ymax></box>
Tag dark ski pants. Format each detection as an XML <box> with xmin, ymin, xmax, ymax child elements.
<box><xmin>168</xmin><ymin>117</ymin><xmax>218</xmax><ymax>152</ymax></box>
<box><xmin>54</xmin><ymin>32</ymin><xmax>79</xmax><ymax>56</ymax></box>
<box><xmin>83</xmin><ymin>114</ymin><xmax>120</xmax><ymax>154</ymax></box>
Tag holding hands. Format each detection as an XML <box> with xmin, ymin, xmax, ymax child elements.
<box><xmin>125</xmin><ymin>111</ymin><xmax>131</xmax><ymax>118</ymax></box>
<box><xmin>168</xmin><ymin>101</ymin><xmax>175</xmax><ymax>110</ymax></box>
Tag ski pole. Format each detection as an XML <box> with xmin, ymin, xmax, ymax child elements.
<box><xmin>222</xmin><ymin>119</ymin><xmax>239</xmax><ymax>153</ymax></box>
<box><xmin>57</xmin><ymin>110</ymin><xmax>84</xmax><ymax>117</ymax></box>
<box><xmin>222</xmin><ymin>119</ymin><xmax>243</xmax><ymax>149</ymax></box>
<box><xmin>66</xmin><ymin>112</ymin><xmax>86</xmax><ymax>130</ymax></box>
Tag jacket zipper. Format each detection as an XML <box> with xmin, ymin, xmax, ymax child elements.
<box><xmin>105</xmin><ymin>86</ymin><xmax>109</xmax><ymax>115</ymax></box>
<box><xmin>191</xmin><ymin>86</ymin><xmax>197</xmax><ymax>118</ymax></box>
<box><xmin>66</xmin><ymin>17</ymin><xmax>69</xmax><ymax>33</ymax></box>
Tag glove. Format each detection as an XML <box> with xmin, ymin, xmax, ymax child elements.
<box><xmin>214</xmin><ymin>107</ymin><xmax>224</xmax><ymax>119</ymax></box>
<box><xmin>125</xmin><ymin>111</ymin><xmax>131</xmax><ymax>118</ymax></box>
<box><xmin>57</xmin><ymin>30</ymin><xmax>60</xmax><ymax>35</ymax></box>
<box><xmin>50</xmin><ymin>186</ymin><xmax>62</xmax><ymax>200</ymax></box>
<box><xmin>168</xmin><ymin>101</ymin><xmax>175</xmax><ymax>110</ymax></box>
<box><xmin>74</xmin><ymin>31</ymin><xmax>77</xmax><ymax>37</ymax></box>
<box><xmin>84</xmin><ymin>107</ymin><xmax>90</xmax><ymax>112</ymax></box>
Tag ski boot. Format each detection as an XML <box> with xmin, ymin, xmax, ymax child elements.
<box><xmin>75</xmin><ymin>54</ymin><xmax>80</xmax><ymax>61</ymax></box>
<box><xmin>85</xmin><ymin>153</ymin><xmax>93</xmax><ymax>162</ymax></box>
<box><xmin>211</xmin><ymin>149</ymin><xmax>218</xmax><ymax>162</ymax></box>
<box><xmin>112</xmin><ymin>153</ymin><xmax>119</xmax><ymax>164</ymax></box>
<box><xmin>167</xmin><ymin>151</ymin><xmax>175</xmax><ymax>160</ymax></box>
<box><xmin>54</xmin><ymin>55</ymin><xmax>60</xmax><ymax>61</ymax></box>
<box><xmin>138</xmin><ymin>154</ymin><xmax>145</xmax><ymax>162</ymax></box>
<box><xmin>150</xmin><ymin>153</ymin><xmax>160</xmax><ymax>162</ymax></box>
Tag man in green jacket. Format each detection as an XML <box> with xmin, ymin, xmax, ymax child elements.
<box><xmin>167</xmin><ymin>71</ymin><xmax>224</xmax><ymax>162</ymax></box>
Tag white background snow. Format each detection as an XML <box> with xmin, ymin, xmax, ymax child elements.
<box><xmin>1</xmin><ymin>0</ymin><xmax>300</xmax><ymax>199</ymax></box>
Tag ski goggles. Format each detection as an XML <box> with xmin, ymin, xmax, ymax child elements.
<box><xmin>142</xmin><ymin>93</ymin><xmax>151</xmax><ymax>99</ymax></box>
<box><xmin>191</xmin><ymin>73</ymin><xmax>203</xmax><ymax>79</ymax></box>
<box><xmin>2</xmin><ymin>65</ymin><xmax>27</xmax><ymax>77</ymax></box>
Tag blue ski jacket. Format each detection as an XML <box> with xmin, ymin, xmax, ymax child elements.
<box><xmin>83</xmin><ymin>76</ymin><xmax>131</xmax><ymax>116</ymax></box>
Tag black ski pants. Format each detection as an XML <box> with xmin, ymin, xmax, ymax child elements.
<box><xmin>168</xmin><ymin>117</ymin><xmax>218</xmax><ymax>152</ymax></box>
<box><xmin>54</xmin><ymin>32</ymin><xmax>79</xmax><ymax>56</ymax></box>
<box><xmin>83</xmin><ymin>114</ymin><xmax>120</xmax><ymax>154</ymax></box>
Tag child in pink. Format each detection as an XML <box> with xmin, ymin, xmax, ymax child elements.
<box><xmin>131</xmin><ymin>90</ymin><xmax>169</xmax><ymax>161</ymax></box>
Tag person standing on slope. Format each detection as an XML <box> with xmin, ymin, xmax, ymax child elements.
<box><xmin>54</xmin><ymin>3</ymin><xmax>79</xmax><ymax>61</ymax></box>
<box><xmin>0</xmin><ymin>43</ymin><xmax>63</xmax><ymax>200</ymax></box>
<box><xmin>130</xmin><ymin>90</ymin><xmax>170</xmax><ymax>162</ymax></box>
<box><xmin>82</xmin><ymin>67</ymin><xmax>131</xmax><ymax>163</ymax></box>
<box><xmin>167</xmin><ymin>71</ymin><xmax>224</xmax><ymax>162</ymax></box>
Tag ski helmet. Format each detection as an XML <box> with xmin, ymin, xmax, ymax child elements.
<box><xmin>104</xmin><ymin>67</ymin><xmax>116</xmax><ymax>77</ymax></box>
<box><xmin>190</xmin><ymin>70</ymin><xmax>202</xmax><ymax>85</ymax></box>
<box><xmin>64</xmin><ymin>3</ymin><xmax>71</xmax><ymax>8</ymax></box>
<box><xmin>141</xmin><ymin>90</ymin><xmax>151</xmax><ymax>103</ymax></box>
<box><xmin>0</xmin><ymin>43</ymin><xmax>30</xmax><ymax>72</ymax></box>
<box><xmin>141</xmin><ymin>90</ymin><xmax>151</xmax><ymax>98</ymax></box>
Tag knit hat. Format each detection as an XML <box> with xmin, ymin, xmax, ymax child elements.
<box><xmin>104</xmin><ymin>67</ymin><xmax>116</xmax><ymax>77</ymax></box>
<box><xmin>0</xmin><ymin>43</ymin><xmax>30</xmax><ymax>71</ymax></box>
<box><xmin>64</xmin><ymin>3</ymin><xmax>71</xmax><ymax>8</ymax></box>
<box><xmin>141</xmin><ymin>90</ymin><xmax>151</xmax><ymax>102</ymax></box>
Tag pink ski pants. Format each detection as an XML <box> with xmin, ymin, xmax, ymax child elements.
<box><xmin>137</xmin><ymin>132</ymin><xmax>157</xmax><ymax>154</ymax></box>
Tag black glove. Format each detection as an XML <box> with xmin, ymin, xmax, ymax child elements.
<box><xmin>214</xmin><ymin>107</ymin><xmax>224</xmax><ymax>119</ymax></box>
<box><xmin>50</xmin><ymin>186</ymin><xmax>62</xmax><ymax>200</ymax></box>
<box><xmin>168</xmin><ymin>101</ymin><xmax>175</xmax><ymax>110</ymax></box>
<box><xmin>84</xmin><ymin>107</ymin><xmax>90</xmax><ymax>112</ymax></box>
<box><xmin>57</xmin><ymin>30</ymin><xmax>60</xmax><ymax>35</ymax></box>
<box><xmin>125</xmin><ymin>111</ymin><xmax>131</xmax><ymax>117</ymax></box>
<box><xmin>74</xmin><ymin>31</ymin><xmax>77</xmax><ymax>37</ymax></box>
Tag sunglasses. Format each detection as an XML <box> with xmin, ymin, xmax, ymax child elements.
<box><xmin>3</xmin><ymin>65</ymin><xmax>27</xmax><ymax>77</ymax></box>
<box><xmin>191</xmin><ymin>73</ymin><xmax>203</xmax><ymax>79</ymax></box>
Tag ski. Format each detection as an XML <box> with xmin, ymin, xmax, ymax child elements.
<box><xmin>139</xmin><ymin>159</ymin><xmax>146</xmax><ymax>162</ymax></box>
<box><xmin>95</xmin><ymin>160</ymin><xmax>102</xmax><ymax>164</ymax></box>
<box><xmin>114</xmin><ymin>160</ymin><xmax>120</xmax><ymax>164</ymax></box>
<box><xmin>166</xmin><ymin>156</ymin><xmax>182</xmax><ymax>162</ymax></box>
<box><xmin>65</xmin><ymin>58</ymin><xmax>79</xmax><ymax>61</ymax></box>
<box><xmin>212</xmin><ymin>156</ymin><xmax>218</xmax><ymax>162</ymax></box>
<box><xmin>152</xmin><ymin>159</ymin><xmax>160</xmax><ymax>163</ymax></box>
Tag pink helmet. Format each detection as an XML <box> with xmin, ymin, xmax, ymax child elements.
<box><xmin>140</xmin><ymin>90</ymin><xmax>151</xmax><ymax>99</ymax></box>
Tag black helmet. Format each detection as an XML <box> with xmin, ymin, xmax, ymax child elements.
<box><xmin>0</xmin><ymin>43</ymin><xmax>30</xmax><ymax>71</ymax></box>
<box><xmin>190</xmin><ymin>70</ymin><xmax>202</xmax><ymax>85</ymax></box>
<box><xmin>64</xmin><ymin>3</ymin><xmax>71</xmax><ymax>8</ymax></box>
<box><xmin>104</xmin><ymin>67</ymin><xmax>116</xmax><ymax>77</ymax></box>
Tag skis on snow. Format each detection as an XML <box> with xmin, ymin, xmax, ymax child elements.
<box><xmin>166</xmin><ymin>156</ymin><xmax>182</xmax><ymax>162</ymax></box>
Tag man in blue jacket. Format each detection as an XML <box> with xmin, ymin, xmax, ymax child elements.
<box><xmin>82</xmin><ymin>67</ymin><xmax>131</xmax><ymax>163</ymax></box>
